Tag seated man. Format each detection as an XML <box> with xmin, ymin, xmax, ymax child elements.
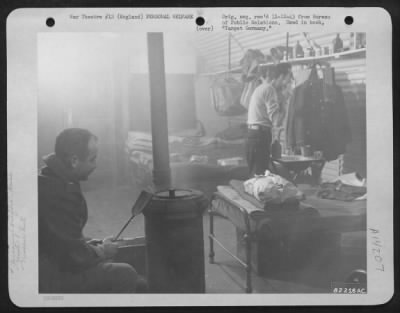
<box><xmin>38</xmin><ymin>128</ymin><xmax>146</xmax><ymax>293</ymax></box>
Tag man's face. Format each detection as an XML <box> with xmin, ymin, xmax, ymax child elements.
<box><xmin>72</xmin><ymin>137</ymin><xmax>98</xmax><ymax>181</ymax></box>
<box><xmin>274</xmin><ymin>72</ymin><xmax>293</xmax><ymax>89</ymax></box>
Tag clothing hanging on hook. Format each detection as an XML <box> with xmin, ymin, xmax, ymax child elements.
<box><xmin>285</xmin><ymin>63</ymin><xmax>351</xmax><ymax>160</ymax></box>
<box><xmin>209</xmin><ymin>74</ymin><xmax>246</xmax><ymax>117</ymax></box>
<box><xmin>308</xmin><ymin>62</ymin><xmax>326</xmax><ymax>82</ymax></box>
<box><xmin>308</xmin><ymin>63</ymin><xmax>320</xmax><ymax>85</ymax></box>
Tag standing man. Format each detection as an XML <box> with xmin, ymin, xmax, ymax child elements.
<box><xmin>246</xmin><ymin>63</ymin><xmax>293</xmax><ymax>177</ymax></box>
<box><xmin>38</xmin><ymin>128</ymin><xmax>145</xmax><ymax>293</ymax></box>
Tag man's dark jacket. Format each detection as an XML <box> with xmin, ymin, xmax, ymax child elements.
<box><xmin>38</xmin><ymin>154</ymin><xmax>102</xmax><ymax>273</ymax></box>
<box><xmin>286</xmin><ymin>70</ymin><xmax>351</xmax><ymax>161</ymax></box>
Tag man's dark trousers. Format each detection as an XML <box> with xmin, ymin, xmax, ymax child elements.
<box><xmin>246</xmin><ymin>127</ymin><xmax>272</xmax><ymax>177</ymax></box>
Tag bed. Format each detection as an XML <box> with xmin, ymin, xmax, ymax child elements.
<box><xmin>208</xmin><ymin>182</ymin><xmax>367</xmax><ymax>293</ymax></box>
<box><xmin>125</xmin><ymin>131</ymin><xmax>249</xmax><ymax>195</ymax></box>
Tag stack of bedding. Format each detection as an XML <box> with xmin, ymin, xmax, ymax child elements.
<box><xmin>125</xmin><ymin>131</ymin><xmax>248</xmax><ymax>190</ymax></box>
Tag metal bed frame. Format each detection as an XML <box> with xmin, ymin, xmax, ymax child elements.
<box><xmin>208</xmin><ymin>191</ymin><xmax>255</xmax><ymax>293</ymax></box>
<box><xmin>208</xmin><ymin>188</ymin><xmax>367</xmax><ymax>294</ymax></box>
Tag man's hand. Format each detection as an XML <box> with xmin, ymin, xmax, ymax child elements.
<box><xmin>87</xmin><ymin>238</ymin><xmax>103</xmax><ymax>245</ymax></box>
<box><xmin>102</xmin><ymin>236</ymin><xmax>116</xmax><ymax>243</ymax></box>
<box><xmin>100</xmin><ymin>236</ymin><xmax>118</xmax><ymax>259</ymax></box>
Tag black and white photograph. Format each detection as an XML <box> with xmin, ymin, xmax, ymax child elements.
<box><xmin>7</xmin><ymin>8</ymin><xmax>393</xmax><ymax>306</ymax></box>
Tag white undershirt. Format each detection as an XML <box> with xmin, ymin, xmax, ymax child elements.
<box><xmin>247</xmin><ymin>82</ymin><xmax>280</xmax><ymax>128</ymax></box>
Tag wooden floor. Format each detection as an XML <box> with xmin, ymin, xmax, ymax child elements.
<box><xmin>83</xmin><ymin>183</ymin><xmax>366</xmax><ymax>294</ymax></box>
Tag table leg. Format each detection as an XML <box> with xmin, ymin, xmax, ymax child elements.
<box><xmin>244</xmin><ymin>233</ymin><xmax>252</xmax><ymax>293</ymax></box>
<box><xmin>208</xmin><ymin>208</ymin><xmax>215</xmax><ymax>264</ymax></box>
<box><xmin>311</xmin><ymin>161</ymin><xmax>325</xmax><ymax>185</ymax></box>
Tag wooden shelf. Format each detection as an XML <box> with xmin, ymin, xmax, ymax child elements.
<box><xmin>271</xmin><ymin>47</ymin><xmax>366</xmax><ymax>66</ymax></box>
<box><xmin>199</xmin><ymin>48</ymin><xmax>366</xmax><ymax>77</ymax></box>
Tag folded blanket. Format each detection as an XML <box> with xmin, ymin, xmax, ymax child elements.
<box><xmin>230</xmin><ymin>180</ymin><xmax>264</xmax><ymax>209</ymax></box>
<box><xmin>230</xmin><ymin>179</ymin><xmax>300</xmax><ymax>212</ymax></box>
<box><xmin>243</xmin><ymin>171</ymin><xmax>304</xmax><ymax>204</ymax></box>
<box><xmin>216</xmin><ymin>185</ymin><xmax>265</xmax><ymax>217</ymax></box>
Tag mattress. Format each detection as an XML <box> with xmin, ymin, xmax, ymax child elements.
<box><xmin>126</xmin><ymin>132</ymin><xmax>248</xmax><ymax>191</ymax></box>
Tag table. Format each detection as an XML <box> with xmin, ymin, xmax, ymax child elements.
<box><xmin>272</xmin><ymin>155</ymin><xmax>325</xmax><ymax>184</ymax></box>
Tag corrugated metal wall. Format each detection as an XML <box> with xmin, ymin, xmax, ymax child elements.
<box><xmin>193</xmin><ymin>32</ymin><xmax>366</xmax><ymax>178</ymax></box>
